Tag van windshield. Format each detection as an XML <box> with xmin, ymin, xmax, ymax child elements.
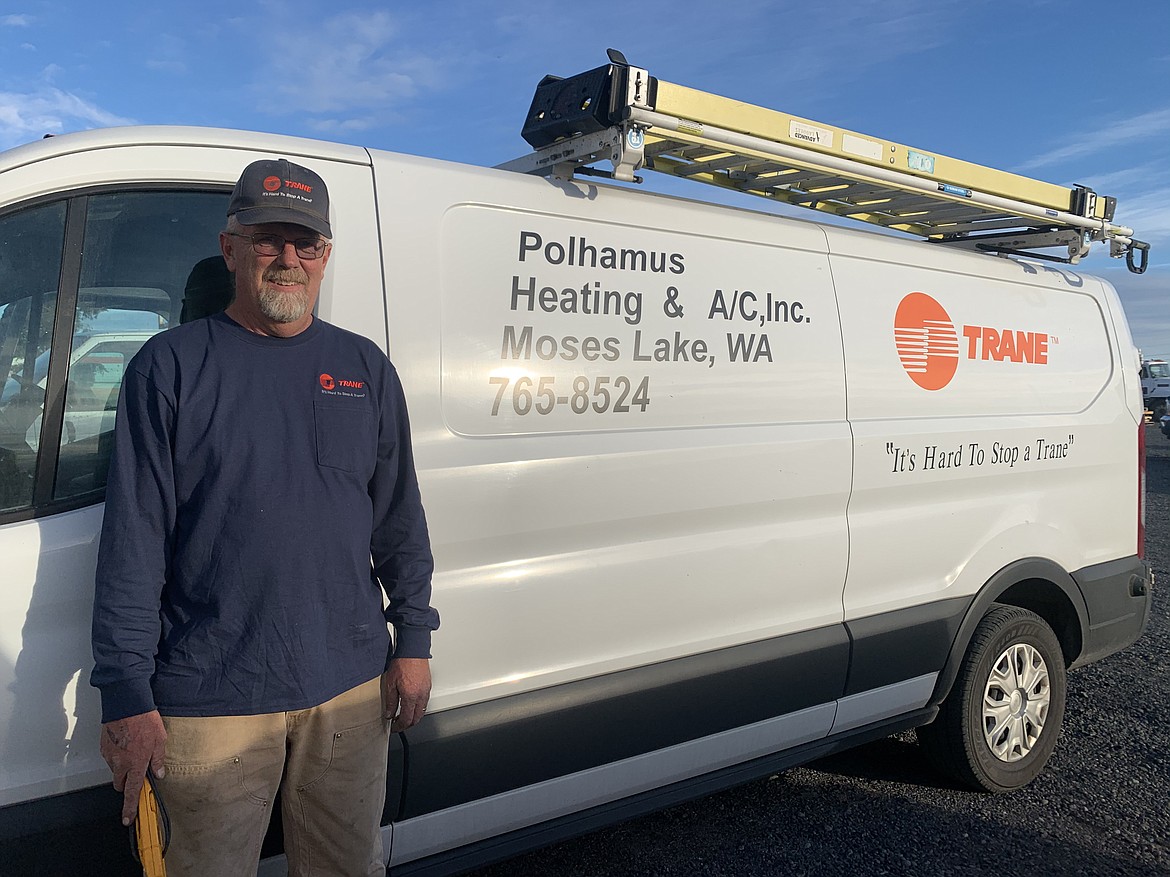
<box><xmin>1148</xmin><ymin>363</ymin><xmax>1170</xmax><ymax>378</ymax></box>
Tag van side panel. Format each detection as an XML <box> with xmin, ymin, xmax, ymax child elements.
<box><xmin>1095</xmin><ymin>276</ymin><xmax>1144</xmax><ymax>422</ymax></box>
<box><xmin>373</xmin><ymin>153</ymin><xmax>853</xmax><ymax>712</ymax></box>
<box><xmin>369</xmin><ymin>154</ymin><xmax>863</xmax><ymax>849</ymax></box>
<box><xmin>828</xmin><ymin>229</ymin><xmax>1136</xmax><ymax>625</ymax></box>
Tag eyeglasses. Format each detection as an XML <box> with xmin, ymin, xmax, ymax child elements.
<box><xmin>227</xmin><ymin>232</ymin><xmax>327</xmax><ymax>260</ymax></box>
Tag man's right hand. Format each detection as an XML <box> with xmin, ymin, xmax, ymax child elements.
<box><xmin>99</xmin><ymin>710</ymin><xmax>167</xmax><ymax>826</ymax></box>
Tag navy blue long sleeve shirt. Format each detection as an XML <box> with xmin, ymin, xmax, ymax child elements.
<box><xmin>91</xmin><ymin>313</ymin><xmax>438</xmax><ymax>723</ymax></box>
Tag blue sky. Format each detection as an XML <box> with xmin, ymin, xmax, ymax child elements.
<box><xmin>2</xmin><ymin>0</ymin><xmax>1169</xmax><ymax>355</ymax></box>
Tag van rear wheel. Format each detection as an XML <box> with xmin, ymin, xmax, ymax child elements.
<box><xmin>919</xmin><ymin>604</ymin><xmax>1067</xmax><ymax>792</ymax></box>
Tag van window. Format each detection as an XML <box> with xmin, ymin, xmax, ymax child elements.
<box><xmin>53</xmin><ymin>190</ymin><xmax>229</xmax><ymax>501</ymax></box>
<box><xmin>0</xmin><ymin>202</ymin><xmax>67</xmax><ymax>513</ymax></box>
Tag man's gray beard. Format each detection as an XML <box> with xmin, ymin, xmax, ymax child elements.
<box><xmin>257</xmin><ymin>286</ymin><xmax>310</xmax><ymax>323</ymax></box>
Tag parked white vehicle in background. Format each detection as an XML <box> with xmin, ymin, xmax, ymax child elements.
<box><xmin>10</xmin><ymin>330</ymin><xmax>155</xmax><ymax>452</ymax></box>
<box><xmin>0</xmin><ymin>54</ymin><xmax>1153</xmax><ymax>876</ymax></box>
<box><xmin>1141</xmin><ymin>358</ymin><xmax>1170</xmax><ymax>416</ymax></box>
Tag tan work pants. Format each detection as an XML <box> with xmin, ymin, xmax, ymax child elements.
<box><xmin>155</xmin><ymin>676</ymin><xmax>389</xmax><ymax>877</ymax></box>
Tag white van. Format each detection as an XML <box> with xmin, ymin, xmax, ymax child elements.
<box><xmin>0</xmin><ymin>57</ymin><xmax>1153</xmax><ymax>876</ymax></box>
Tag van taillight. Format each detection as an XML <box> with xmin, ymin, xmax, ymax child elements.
<box><xmin>1138</xmin><ymin>420</ymin><xmax>1146</xmax><ymax>559</ymax></box>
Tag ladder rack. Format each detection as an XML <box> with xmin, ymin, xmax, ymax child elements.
<box><xmin>498</xmin><ymin>50</ymin><xmax>1150</xmax><ymax>274</ymax></box>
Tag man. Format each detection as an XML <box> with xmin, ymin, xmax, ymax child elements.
<box><xmin>91</xmin><ymin>158</ymin><xmax>438</xmax><ymax>876</ymax></box>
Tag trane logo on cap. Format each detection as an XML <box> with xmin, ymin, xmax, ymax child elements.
<box><xmin>263</xmin><ymin>176</ymin><xmax>282</xmax><ymax>192</ymax></box>
<box><xmin>894</xmin><ymin>292</ymin><xmax>1052</xmax><ymax>390</ymax></box>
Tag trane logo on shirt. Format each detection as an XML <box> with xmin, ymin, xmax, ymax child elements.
<box><xmin>319</xmin><ymin>373</ymin><xmax>367</xmax><ymax>397</ymax></box>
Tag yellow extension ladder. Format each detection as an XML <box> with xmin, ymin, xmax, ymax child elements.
<box><xmin>499</xmin><ymin>50</ymin><xmax>1149</xmax><ymax>273</ymax></box>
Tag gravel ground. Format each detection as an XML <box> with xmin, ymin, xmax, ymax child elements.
<box><xmin>464</xmin><ymin>425</ymin><xmax>1170</xmax><ymax>877</ymax></box>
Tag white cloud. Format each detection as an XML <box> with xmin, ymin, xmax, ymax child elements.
<box><xmin>1</xmin><ymin>14</ymin><xmax>32</xmax><ymax>26</ymax></box>
<box><xmin>1016</xmin><ymin>107</ymin><xmax>1170</xmax><ymax>172</ymax></box>
<box><xmin>249</xmin><ymin>0</ymin><xmax>957</xmax><ymax>137</ymax></box>
<box><xmin>145</xmin><ymin>58</ymin><xmax>187</xmax><ymax>75</ymax></box>
<box><xmin>40</xmin><ymin>63</ymin><xmax>63</xmax><ymax>83</ymax></box>
<box><xmin>1115</xmin><ymin>187</ymin><xmax>1170</xmax><ymax>251</ymax></box>
<box><xmin>0</xmin><ymin>88</ymin><xmax>134</xmax><ymax>150</ymax></box>
<box><xmin>143</xmin><ymin>34</ymin><xmax>188</xmax><ymax>77</ymax></box>
<box><xmin>1065</xmin><ymin>160</ymin><xmax>1170</xmax><ymax>262</ymax></box>
<box><xmin>306</xmin><ymin>117</ymin><xmax>378</xmax><ymax>134</ymax></box>
<box><xmin>263</xmin><ymin>10</ymin><xmax>444</xmax><ymax>117</ymax></box>
<box><xmin>636</xmin><ymin>0</ymin><xmax>955</xmax><ymax>101</ymax></box>
<box><xmin>1076</xmin><ymin>161</ymin><xmax>1170</xmax><ymax>195</ymax></box>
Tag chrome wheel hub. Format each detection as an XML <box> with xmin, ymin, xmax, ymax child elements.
<box><xmin>982</xmin><ymin>642</ymin><xmax>1051</xmax><ymax>762</ymax></box>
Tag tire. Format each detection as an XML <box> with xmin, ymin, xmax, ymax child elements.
<box><xmin>919</xmin><ymin>604</ymin><xmax>1067</xmax><ymax>792</ymax></box>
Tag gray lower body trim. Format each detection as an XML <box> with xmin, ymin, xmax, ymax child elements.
<box><xmin>399</xmin><ymin>625</ymin><xmax>850</xmax><ymax>818</ymax></box>
<box><xmin>389</xmin><ymin>673</ymin><xmax>936</xmax><ymax>867</ymax></box>
<box><xmin>830</xmin><ymin>673</ymin><xmax>937</xmax><ymax>734</ymax></box>
<box><xmin>1072</xmin><ymin>555</ymin><xmax>1152</xmax><ymax>666</ymax></box>
<box><xmin>843</xmin><ymin>597</ymin><xmax>969</xmax><ymax>695</ymax></box>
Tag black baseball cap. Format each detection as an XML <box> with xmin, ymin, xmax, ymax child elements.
<box><xmin>227</xmin><ymin>158</ymin><xmax>332</xmax><ymax>238</ymax></box>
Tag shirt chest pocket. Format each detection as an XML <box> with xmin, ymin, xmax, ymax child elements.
<box><xmin>313</xmin><ymin>401</ymin><xmax>375</xmax><ymax>473</ymax></box>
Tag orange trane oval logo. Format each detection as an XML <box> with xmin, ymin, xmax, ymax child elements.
<box><xmin>319</xmin><ymin>373</ymin><xmax>335</xmax><ymax>390</ymax></box>
<box><xmin>263</xmin><ymin>175</ymin><xmax>282</xmax><ymax>192</ymax></box>
<box><xmin>894</xmin><ymin>292</ymin><xmax>959</xmax><ymax>390</ymax></box>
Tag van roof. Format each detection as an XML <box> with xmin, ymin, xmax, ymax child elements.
<box><xmin>0</xmin><ymin>125</ymin><xmax>372</xmax><ymax>175</ymax></box>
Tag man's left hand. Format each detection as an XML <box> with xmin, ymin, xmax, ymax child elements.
<box><xmin>383</xmin><ymin>658</ymin><xmax>431</xmax><ymax>732</ymax></box>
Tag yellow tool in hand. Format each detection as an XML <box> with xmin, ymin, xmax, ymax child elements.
<box><xmin>131</xmin><ymin>769</ymin><xmax>169</xmax><ymax>877</ymax></box>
